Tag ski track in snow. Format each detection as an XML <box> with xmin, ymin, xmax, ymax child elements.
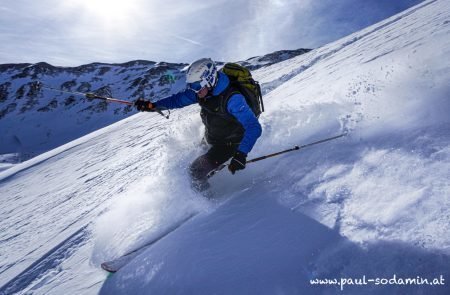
<box><xmin>1</xmin><ymin>0</ymin><xmax>450</xmax><ymax>293</ymax></box>
<box><xmin>0</xmin><ymin>225</ymin><xmax>89</xmax><ymax>295</ymax></box>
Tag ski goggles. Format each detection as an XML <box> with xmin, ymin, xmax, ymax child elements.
<box><xmin>187</xmin><ymin>80</ymin><xmax>208</xmax><ymax>93</ymax></box>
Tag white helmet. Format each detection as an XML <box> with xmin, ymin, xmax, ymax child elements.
<box><xmin>186</xmin><ymin>58</ymin><xmax>218</xmax><ymax>92</ymax></box>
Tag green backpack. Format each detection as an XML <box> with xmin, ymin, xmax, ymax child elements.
<box><xmin>220</xmin><ymin>63</ymin><xmax>264</xmax><ymax>117</ymax></box>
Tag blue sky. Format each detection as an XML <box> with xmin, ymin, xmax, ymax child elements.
<box><xmin>0</xmin><ymin>0</ymin><xmax>422</xmax><ymax>66</ymax></box>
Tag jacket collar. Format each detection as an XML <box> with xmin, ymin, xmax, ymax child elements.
<box><xmin>212</xmin><ymin>72</ymin><xmax>229</xmax><ymax>96</ymax></box>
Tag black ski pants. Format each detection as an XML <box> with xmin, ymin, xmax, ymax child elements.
<box><xmin>189</xmin><ymin>144</ymin><xmax>237</xmax><ymax>192</ymax></box>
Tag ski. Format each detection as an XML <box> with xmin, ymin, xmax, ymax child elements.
<box><xmin>101</xmin><ymin>213</ymin><xmax>197</xmax><ymax>273</ymax></box>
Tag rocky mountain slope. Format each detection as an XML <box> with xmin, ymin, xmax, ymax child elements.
<box><xmin>0</xmin><ymin>60</ymin><xmax>187</xmax><ymax>161</ymax></box>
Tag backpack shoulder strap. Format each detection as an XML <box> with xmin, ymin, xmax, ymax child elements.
<box><xmin>218</xmin><ymin>80</ymin><xmax>241</xmax><ymax>115</ymax></box>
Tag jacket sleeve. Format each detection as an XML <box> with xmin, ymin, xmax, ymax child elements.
<box><xmin>227</xmin><ymin>94</ymin><xmax>262</xmax><ymax>154</ymax></box>
<box><xmin>153</xmin><ymin>89</ymin><xmax>197</xmax><ymax>109</ymax></box>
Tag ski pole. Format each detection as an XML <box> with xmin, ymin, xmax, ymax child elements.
<box><xmin>85</xmin><ymin>92</ymin><xmax>133</xmax><ymax>105</ymax></box>
<box><xmin>85</xmin><ymin>93</ymin><xmax>170</xmax><ymax>119</ymax></box>
<box><xmin>207</xmin><ymin>133</ymin><xmax>347</xmax><ymax>178</ymax></box>
<box><xmin>35</xmin><ymin>82</ymin><xmax>170</xmax><ymax>119</ymax></box>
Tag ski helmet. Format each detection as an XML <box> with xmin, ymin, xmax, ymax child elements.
<box><xmin>186</xmin><ymin>58</ymin><xmax>218</xmax><ymax>92</ymax></box>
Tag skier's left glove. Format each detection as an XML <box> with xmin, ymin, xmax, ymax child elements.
<box><xmin>228</xmin><ymin>151</ymin><xmax>247</xmax><ymax>174</ymax></box>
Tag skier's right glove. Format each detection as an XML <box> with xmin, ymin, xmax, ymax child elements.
<box><xmin>134</xmin><ymin>98</ymin><xmax>154</xmax><ymax>112</ymax></box>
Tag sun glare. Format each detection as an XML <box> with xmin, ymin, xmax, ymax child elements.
<box><xmin>85</xmin><ymin>0</ymin><xmax>132</xmax><ymax>17</ymax></box>
<box><xmin>67</xmin><ymin>0</ymin><xmax>142</xmax><ymax>27</ymax></box>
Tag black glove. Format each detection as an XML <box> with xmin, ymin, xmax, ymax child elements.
<box><xmin>228</xmin><ymin>151</ymin><xmax>247</xmax><ymax>174</ymax></box>
<box><xmin>134</xmin><ymin>98</ymin><xmax>154</xmax><ymax>112</ymax></box>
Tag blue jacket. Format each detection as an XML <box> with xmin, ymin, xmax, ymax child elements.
<box><xmin>154</xmin><ymin>72</ymin><xmax>262</xmax><ymax>154</ymax></box>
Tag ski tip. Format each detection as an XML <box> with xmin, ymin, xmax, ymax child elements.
<box><xmin>101</xmin><ymin>262</ymin><xmax>117</xmax><ymax>274</ymax></box>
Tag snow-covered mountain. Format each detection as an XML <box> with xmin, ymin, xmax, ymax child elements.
<box><xmin>1</xmin><ymin>0</ymin><xmax>449</xmax><ymax>294</ymax></box>
<box><xmin>0</xmin><ymin>50</ymin><xmax>310</xmax><ymax>165</ymax></box>
<box><xmin>239</xmin><ymin>48</ymin><xmax>311</xmax><ymax>70</ymax></box>
<box><xmin>0</xmin><ymin>60</ymin><xmax>187</xmax><ymax>162</ymax></box>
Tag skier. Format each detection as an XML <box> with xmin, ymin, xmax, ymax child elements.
<box><xmin>134</xmin><ymin>58</ymin><xmax>262</xmax><ymax>192</ymax></box>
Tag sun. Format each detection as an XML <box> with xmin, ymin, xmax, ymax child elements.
<box><xmin>83</xmin><ymin>0</ymin><xmax>134</xmax><ymax>18</ymax></box>
<box><xmin>65</xmin><ymin>0</ymin><xmax>142</xmax><ymax>27</ymax></box>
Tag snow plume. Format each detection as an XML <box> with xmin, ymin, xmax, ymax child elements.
<box><xmin>92</xmin><ymin>176</ymin><xmax>202</xmax><ymax>263</ymax></box>
<box><xmin>92</xmin><ymin>108</ymin><xmax>211</xmax><ymax>263</ymax></box>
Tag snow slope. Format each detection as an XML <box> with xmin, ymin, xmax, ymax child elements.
<box><xmin>1</xmin><ymin>0</ymin><xmax>449</xmax><ymax>294</ymax></box>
